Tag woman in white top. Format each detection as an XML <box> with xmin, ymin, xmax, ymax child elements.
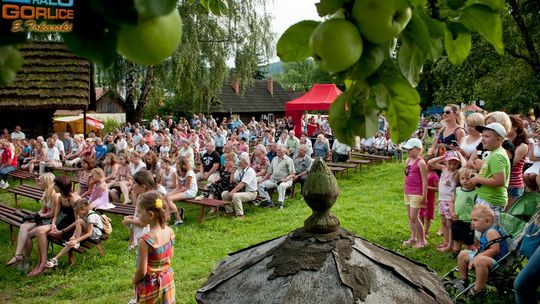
<box><xmin>159</xmin><ymin>157</ymin><xmax>177</xmax><ymax>193</ymax></box>
<box><xmin>178</xmin><ymin>139</ymin><xmax>195</xmax><ymax>168</ymax></box>
<box><xmin>457</xmin><ymin>113</ymin><xmax>483</xmax><ymax>158</ymax></box>
<box><xmin>39</xmin><ymin>139</ymin><xmax>62</xmax><ymax>174</ymax></box>
<box><xmin>524</xmin><ymin>129</ymin><xmax>540</xmax><ymax>191</ymax></box>
<box><xmin>159</xmin><ymin>138</ymin><xmax>171</xmax><ymax>158</ymax></box>
<box><xmin>165</xmin><ymin>156</ymin><xmax>198</xmax><ymax>226</ymax></box>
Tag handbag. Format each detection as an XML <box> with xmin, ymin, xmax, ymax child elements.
<box><xmin>520</xmin><ymin>222</ymin><xmax>540</xmax><ymax>259</ymax></box>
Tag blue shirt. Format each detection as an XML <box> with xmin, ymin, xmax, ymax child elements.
<box><xmin>266</xmin><ymin>151</ymin><xmax>277</xmax><ymax>163</ymax></box>
<box><xmin>94</xmin><ymin>144</ymin><xmax>107</xmax><ymax>160</ymax></box>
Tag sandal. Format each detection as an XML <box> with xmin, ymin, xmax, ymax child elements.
<box><xmin>45</xmin><ymin>258</ymin><xmax>58</xmax><ymax>268</ymax></box>
<box><xmin>437</xmin><ymin>243</ymin><xmax>449</xmax><ymax>249</ymax></box>
<box><xmin>6</xmin><ymin>254</ymin><xmax>24</xmax><ymax>266</ymax></box>
<box><xmin>413</xmin><ymin>241</ymin><xmax>427</xmax><ymax>249</ymax></box>
<box><xmin>27</xmin><ymin>264</ymin><xmax>46</xmax><ymax>277</ymax></box>
<box><xmin>402</xmin><ymin>239</ymin><xmax>417</xmax><ymax>246</ymax></box>
<box><xmin>437</xmin><ymin>246</ymin><xmax>452</xmax><ymax>253</ymax></box>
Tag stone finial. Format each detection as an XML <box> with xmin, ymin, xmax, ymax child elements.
<box><xmin>302</xmin><ymin>158</ymin><xmax>340</xmax><ymax>233</ymax></box>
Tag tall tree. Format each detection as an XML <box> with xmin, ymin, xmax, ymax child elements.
<box><xmin>276</xmin><ymin>59</ymin><xmax>336</xmax><ymax>92</ymax></box>
<box><xmin>99</xmin><ymin>0</ymin><xmax>273</xmax><ymax>122</ymax></box>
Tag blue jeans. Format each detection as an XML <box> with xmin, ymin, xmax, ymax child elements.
<box><xmin>0</xmin><ymin>165</ymin><xmax>15</xmax><ymax>181</ymax></box>
<box><xmin>514</xmin><ymin>244</ymin><xmax>540</xmax><ymax>304</ymax></box>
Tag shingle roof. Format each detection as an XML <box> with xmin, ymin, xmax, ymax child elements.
<box><xmin>0</xmin><ymin>41</ymin><xmax>92</xmax><ymax>110</ymax></box>
<box><xmin>213</xmin><ymin>79</ymin><xmax>291</xmax><ymax>113</ymax></box>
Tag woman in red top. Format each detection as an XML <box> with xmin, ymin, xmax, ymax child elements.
<box><xmin>0</xmin><ymin>140</ymin><xmax>17</xmax><ymax>189</ymax></box>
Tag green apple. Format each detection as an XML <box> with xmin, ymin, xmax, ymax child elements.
<box><xmin>117</xmin><ymin>10</ymin><xmax>183</xmax><ymax>65</ymax></box>
<box><xmin>352</xmin><ymin>0</ymin><xmax>412</xmax><ymax>44</ymax></box>
<box><xmin>310</xmin><ymin>19</ymin><xmax>363</xmax><ymax>73</ymax></box>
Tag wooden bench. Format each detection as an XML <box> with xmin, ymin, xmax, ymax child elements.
<box><xmin>54</xmin><ymin>166</ymin><xmax>83</xmax><ymax>176</ymax></box>
<box><xmin>179</xmin><ymin>198</ymin><xmax>229</xmax><ymax>224</ymax></box>
<box><xmin>9</xmin><ymin>185</ymin><xmax>42</xmax><ymax>207</ymax></box>
<box><xmin>346</xmin><ymin>159</ymin><xmax>372</xmax><ymax>171</ymax></box>
<box><xmin>326</xmin><ymin>162</ymin><xmax>360</xmax><ymax>173</ymax></box>
<box><xmin>0</xmin><ymin>203</ymin><xmax>106</xmax><ymax>266</ymax></box>
<box><xmin>327</xmin><ymin>166</ymin><xmax>347</xmax><ymax>178</ymax></box>
<box><xmin>351</xmin><ymin>152</ymin><xmax>391</xmax><ymax>163</ymax></box>
<box><xmin>8</xmin><ymin>169</ymin><xmax>38</xmax><ymax>185</ymax></box>
<box><xmin>107</xmin><ymin>203</ymin><xmax>135</xmax><ymax>217</ymax></box>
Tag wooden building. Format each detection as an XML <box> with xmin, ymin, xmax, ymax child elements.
<box><xmin>211</xmin><ymin>78</ymin><xmax>291</xmax><ymax>122</ymax></box>
<box><xmin>95</xmin><ymin>87</ymin><xmax>126</xmax><ymax>113</ymax></box>
<box><xmin>0</xmin><ymin>41</ymin><xmax>94</xmax><ymax>138</ymax></box>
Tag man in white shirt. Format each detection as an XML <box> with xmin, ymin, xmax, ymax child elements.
<box><xmin>116</xmin><ymin>133</ymin><xmax>128</xmax><ymax>152</ymax></box>
<box><xmin>10</xmin><ymin>125</ymin><xmax>25</xmax><ymax>141</ymax></box>
<box><xmin>221</xmin><ymin>155</ymin><xmax>258</xmax><ymax>219</ymax></box>
<box><xmin>258</xmin><ymin>145</ymin><xmax>295</xmax><ymax>209</ymax></box>
<box><xmin>331</xmin><ymin>138</ymin><xmax>351</xmax><ymax>162</ymax></box>
<box><xmin>150</xmin><ymin>115</ymin><xmax>160</xmax><ymax>131</ymax></box>
<box><xmin>52</xmin><ymin>133</ymin><xmax>65</xmax><ymax>161</ymax></box>
<box><xmin>135</xmin><ymin>138</ymin><xmax>150</xmax><ymax>154</ymax></box>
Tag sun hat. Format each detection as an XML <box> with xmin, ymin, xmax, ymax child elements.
<box><xmin>444</xmin><ymin>151</ymin><xmax>460</xmax><ymax>162</ymax></box>
<box><xmin>475</xmin><ymin>122</ymin><xmax>506</xmax><ymax>138</ymax></box>
<box><xmin>401</xmin><ymin>138</ymin><xmax>423</xmax><ymax>150</ymax></box>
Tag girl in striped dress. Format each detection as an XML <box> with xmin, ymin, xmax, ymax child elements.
<box><xmin>132</xmin><ymin>191</ymin><xmax>175</xmax><ymax>304</ymax></box>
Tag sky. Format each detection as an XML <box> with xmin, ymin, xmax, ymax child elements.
<box><xmin>267</xmin><ymin>0</ymin><xmax>321</xmax><ymax>63</ymax></box>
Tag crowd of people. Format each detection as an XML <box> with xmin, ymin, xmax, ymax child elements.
<box><xmin>400</xmin><ymin>104</ymin><xmax>540</xmax><ymax>302</ymax></box>
<box><xmin>1</xmin><ymin>107</ymin><xmax>539</xmax><ymax>303</ymax></box>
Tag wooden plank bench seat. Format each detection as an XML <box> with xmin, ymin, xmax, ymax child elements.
<box><xmin>180</xmin><ymin>198</ymin><xmax>229</xmax><ymax>224</ymax></box>
<box><xmin>327</xmin><ymin>166</ymin><xmax>347</xmax><ymax>178</ymax></box>
<box><xmin>346</xmin><ymin>159</ymin><xmax>372</xmax><ymax>171</ymax></box>
<box><xmin>326</xmin><ymin>162</ymin><xmax>360</xmax><ymax>173</ymax></box>
<box><xmin>54</xmin><ymin>166</ymin><xmax>83</xmax><ymax>176</ymax></box>
<box><xmin>8</xmin><ymin>169</ymin><xmax>38</xmax><ymax>185</ymax></box>
<box><xmin>9</xmin><ymin>185</ymin><xmax>42</xmax><ymax>207</ymax></box>
<box><xmin>107</xmin><ymin>203</ymin><xmax>135</xmax><ymax>217</ymax></box>
<box><xmin>0</xmin><ymin>203</ymin><xmax>106</xmax><ymax>266</ymax></box>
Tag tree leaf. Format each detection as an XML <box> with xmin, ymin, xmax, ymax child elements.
<box><xmin>316</xmin><ymin>0</ymin><xmax>345</xmax><ymax>17</ymax></box>
<box><xmin>416</xmin><ymin>9</ymin><xmax>445</xmax><ymax>38</ymax></box>
<box><xmin>443</xmin><ymin>24</ymin><xmax>471</xmax><ymax>65</ymax></box>
<box><xmin>371</xmin><ymin>83</ymin><xmax>391</xmax><ymax>108</ymax></box>
<box><xmin>134</xmin><ymin>0</ymin><xmax>178</xmax><ymax>21</ymax></box>
<box><xmin>458</xmin><ymin>4</ymin><xmax>504</xmax><ymax>54</ymax></box>
<box><xmin>208</xmin><ymin>0</ymin><xmax>229</xmax><ymax>16</ymax></box>
<box><xmin>427</xmin><ymin>37</ymin><xmax>443</xmax><ymax>61</ymax></box>
<box><xmin>398</xmin><ymin>37</ymin><xmax>425</xmax><ymax>87</ymax></box>
<box><xmin>384</xmin><ymin>75</ymin><xmax>421</xmax><ymax>142</ymax></box>
<box><xmin>408</xmin><ymin>0</ymin><xmax>428</xmax><ymax>8</ymax></box>
<box><xmin>464</xmin><ymin>0</ymin><xmax>505</xmax><ymax>10</ymax></box>
<box><xmin>329</xmin><ymin>93</ymin><xmax>355</xmax><ymax>146</ymax></box>
<box><xmin>277</xmin><ymin>20</ymin><xmax>320</xmax><ymax>62</ymax></box>
<box><xmin>62</xmin><ymin>25</ymin><xmax>120</xmax><ymax>68</ymax></box>
<box><xmin>406</xmin><ymin>11</ymin><xmax>432</xmax><ymax>54</ymax></box>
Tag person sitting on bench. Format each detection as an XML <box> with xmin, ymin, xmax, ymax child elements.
<box><xmin>258</xmin><ymin>145</ymin><xmax>295</xmax><ymax>209</ymax></box>
<box><xmin>45</xmin><ymin>198</ymin><xmax>104</xmax><ymax>268</ymax></box>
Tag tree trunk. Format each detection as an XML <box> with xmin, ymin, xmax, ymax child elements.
<box><xmin>133</xmin><ymin>66</ymin><xmax>154</xmax><ymax>124</ymax></box>
<box><xmin>125</xmin><ymin>63</ymin><xmax>137</xmax><ymax>123</ymax></box>
<box><xmin>507</xmin><ymin>0</ymin><xmax>540</xmax><ymax>79</ymax></box>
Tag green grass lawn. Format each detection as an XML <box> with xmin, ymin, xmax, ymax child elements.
<box><xmin>0</xmin><ymin>161</ymin><xmax>513</xmax><ymax>303</ymax></box>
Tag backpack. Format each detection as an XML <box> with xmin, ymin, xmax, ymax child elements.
<box><xmin>87</xmin><ymin>211</ymin><xmax>113</xmax><ymax>236</ymax></box>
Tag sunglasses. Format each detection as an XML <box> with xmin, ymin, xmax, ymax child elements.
<box><xmin>404</xmin><ymin>165</ymin><xmax>411</xmax><ymax>176</ymax></box>
<box><xmin>444</xmin><ymin>110</ymin><xmax>453</xmax><ymax>115</ymax></box>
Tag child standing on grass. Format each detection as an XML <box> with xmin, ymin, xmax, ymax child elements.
<box><xmin>420</xmin><ymin>161</ymin><xmax>439</xmax><ymax>238</ymax></box>
<box><xmin>449</xmin><ymin>167</ymin><xmax>477</xmax><ymax>258</ymax></box>
<box><xmin>428</xmin><ymin>150</ymin><xmax>463</xmax><ymax>253</ymax></box>
<box><xmin>132</xmin><ymin>191</ymin><xmax>175</xmax><ymax>304</ymax></box>
<box><xmin>402</xmin><ymin>138</ymin><xmax>428</xmax><ymax>249</ymax></box>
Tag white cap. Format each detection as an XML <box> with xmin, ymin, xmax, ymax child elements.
<box><xmin>476</xmin><ymin>122</ymin><xmax>506</xmax><ymax>139</ymax></box>
<box><xmin>401</xmin><ymin>138</ymin><xmax>423</xmax><ymax>150</ymax></box>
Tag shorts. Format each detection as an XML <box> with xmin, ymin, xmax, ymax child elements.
<box><xmin>438</xmin><ymin>200</ymin><xmax>452</xmax><ymax>220</ymax></box>
<box><xmin>475</xmin><ymin>197</ymin><xmax>503</xmax><ymax>225</ymax></box>
<box><xmin>466</xmin><ymin>250</ymin><xmax>499</xmax><ymax>268</ymax></box>
<box><xmin>404</xmin><ymin>193</ymin><xmax>423</xmax><ymax>209</ymax></box>
<box><xmin>451</xmin><ymin>220</ymin><xmax>474</xmax><ymax>245</ymax></box>
<box><xmin>507</xmin><ymin>187</ymin><xmax>524</xmax><ymax>199</ymax></box>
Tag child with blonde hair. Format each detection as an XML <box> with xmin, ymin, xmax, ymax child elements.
<box><xmin>457</xmin><ymin>205</ymin><xmax>509</xmax><ymax>298</ymax></box>
<box><xmin>428</xmin><ymin>150</ymin><xmax>464</xmax><ymax>252</ymax></box>
<box><xmin>132</xmin><ymin>191</ymin><xmax>175</xmax><ymax>304</ymax></box>
<box><xmin>449</xmin><ymin>167</ymin><xmax>477</xmax><ymax>258</ymax></box>
<box><xmin>84</xmin><ymin>168</ymin><xmax>114</xmax><ymax>210</ymax></box>
<box><xmin>402</xmin><ymin>138</ymin><xmax>428</xmax><ymax>249</ymax></box>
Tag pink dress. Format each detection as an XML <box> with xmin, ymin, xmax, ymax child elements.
<box><xmin>88</xmin><ymin>183</ymin><xmax>115</xmax><ymax>210</ymax></box>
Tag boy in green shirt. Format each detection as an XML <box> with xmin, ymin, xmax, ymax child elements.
<box><xmin>450</xmin><ymin>167</ymin><xmax>477</xmax><ymax>258</ymax></box>
<box><xmin>469</xmin><ymin>122</ymin><xmax>510</xmax><ymax>222</ymax></box>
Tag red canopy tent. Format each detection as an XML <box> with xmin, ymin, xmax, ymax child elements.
<box><xmin>285</xmin><ymin>84</ymin><xmax>342</xmax><ymax>135</ymax></box>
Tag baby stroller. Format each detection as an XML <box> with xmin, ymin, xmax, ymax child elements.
<box><xmin>442</xmin><ymin>192</ymin><xmax>540</xmax><ymax>303</ymax></box>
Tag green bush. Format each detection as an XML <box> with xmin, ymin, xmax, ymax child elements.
<box><xmin>102</xmin><ymin>118</ymin><xmax>121</xmax><ymax>135</ymax></box>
